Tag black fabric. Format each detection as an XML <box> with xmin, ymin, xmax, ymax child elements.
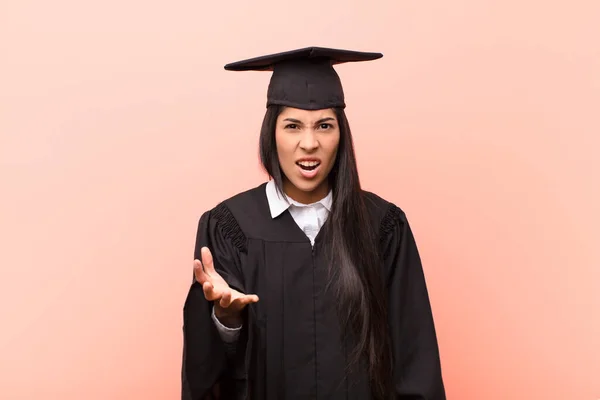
<box><xmin>181</xmin><ymin>183</ymin><xmax>446</xmax><ymax>399</ymax></box>
<box><xmin>223</xmin><ymin>47</ymin><xmax>383</xmax><ymax>110</ymax></box>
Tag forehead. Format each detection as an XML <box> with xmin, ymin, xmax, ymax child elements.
<box><xmin>277</xmin><ymin>107</ymin><xmax>337</xmax><ymax>122</ymax></box>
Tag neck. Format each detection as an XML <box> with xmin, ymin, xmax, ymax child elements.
<box><xmin>282</xmin><ymin>179</ymin><xmax>329</xmax><ymax>205</ymax></box>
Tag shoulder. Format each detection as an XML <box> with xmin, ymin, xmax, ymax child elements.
<box><xmin>361</xmin><ymin>191</ymin><xmax>415</xmax><ymax>263</ymax></box>
<box><xmin>361</xmin><ymin>190</ymin><xmax>411</xmax><ymax>247</ymax></box>
<box><xmin>361</xmin><ymin>190</ymin><xmax>408</xmax><ymax>226</ymax></box>
<box><xmin>202</xmin><ymin>182</ymin><xmax>268</xmax><ymax>218</ymax></box>
<box><xmin>221</xmin><ymin>182</ymin><xmax>269</xmax><ymax>211</ymax></box>
<box><xmin>198</xmin><ymin>182</ymin><xmax>270</xmax><ymax>243</ymax></box>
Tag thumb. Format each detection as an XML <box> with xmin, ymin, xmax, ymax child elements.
<box><xmin>200</xmin><ymin>247</ymin><xmax>217</xmax><ymax>275</ymax></box>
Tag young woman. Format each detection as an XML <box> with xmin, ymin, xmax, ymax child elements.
<box><xmin>181</xmin><ymin>47</ymin><xmax>446</xmax><ymax>400</ymax></box>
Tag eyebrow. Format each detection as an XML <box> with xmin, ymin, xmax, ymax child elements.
<box><xmin>283</xmin><ymin>117</ymin><xmax>336</xmax><ymax>124</ymax></box>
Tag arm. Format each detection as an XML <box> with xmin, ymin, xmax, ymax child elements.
<box><xmin>211</xmin><ymin>306</ymin><xmax>242</xmax><ymax>343</ymax></box>
<box><xmin>381</xmin><ymin>204</ymin><xmax>446</xmax><ymax>399</ymax></box>
<box><xmin>182</xmin><ymin>206</ymin><xmax>252</xmax><ymax>399</ymax></box>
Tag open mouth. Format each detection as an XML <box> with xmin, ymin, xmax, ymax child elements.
<box><xmin>296</xmin><ymin>161</ymin><xmax>321</xmax><ymax>171</ymax></box>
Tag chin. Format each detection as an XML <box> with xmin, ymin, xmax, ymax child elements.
<box><xmin>298</xmin><ymin>182</ymin><xmax>322</xmax><ymax>193</ymax></box>
<box><xmin>293</xmin><ymin>177</ymin><xmax>329</xmax><ymax>193</ymax></box>
<box><xmin>287</xmin><ymin>179</ymin><xmax>314</xmax><ymax>191</ymax></box>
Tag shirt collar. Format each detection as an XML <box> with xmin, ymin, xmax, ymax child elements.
<box><xmin>265</xmin><ymin>180</ymin><xmax>332</xmax><ymax>219</ymax></box>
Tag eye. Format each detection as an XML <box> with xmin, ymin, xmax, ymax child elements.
<box><xmin>318</xmin><ymin>123</ymin><xmax>333</xmax><ymax>130</ymax></box>
<box><xmin>284</xmin><ymin>123</ymin><xmax>298</xmax><ymax>130</ymax></box>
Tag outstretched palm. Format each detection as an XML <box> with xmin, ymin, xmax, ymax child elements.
<box><xmin>194</xmin><ymin>247</ymin><xmax>259</xmax><ymax>324</ymax></box>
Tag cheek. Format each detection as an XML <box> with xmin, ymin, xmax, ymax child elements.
<box><xmin>275</xmin><ymin>132</ymin><xmax>292</xmax><ymax>163</ymax></box>
<box><xmin>323</xmin><ymin>135</ymin><xmax>341</xmax><ymax>163</ymax></box>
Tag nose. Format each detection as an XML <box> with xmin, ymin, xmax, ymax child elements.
<box><xmin>299</xmin><ymin>130</ymin><xmax>319</xmax><ymax>151</ymax></box>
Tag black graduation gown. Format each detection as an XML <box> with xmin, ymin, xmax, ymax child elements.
<box><xmin>181</xmin><ymin>183</ymin><xmax>445</xmax><ymax>400</ymax></box>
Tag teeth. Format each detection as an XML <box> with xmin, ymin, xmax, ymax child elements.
<box><xmin>298</xmin><ymin>161</ymin><xmax>320</xmax><ymax>167</ymax></box>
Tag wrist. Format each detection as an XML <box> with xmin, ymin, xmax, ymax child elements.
<box><xmin>214</xmin><ymin>305</ymin><xmax>242</xmax><ymax>328</ymax></box>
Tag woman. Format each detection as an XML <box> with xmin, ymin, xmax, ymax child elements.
<box><xmin>182</xmin><ymin>47</ymin><xmax>446</xmax><ymax>400</ymax></box>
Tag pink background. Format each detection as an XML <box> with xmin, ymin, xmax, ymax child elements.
<box><xmin>1</xmin><ymin>1</ymin><xmax>599</xmax><ymax>399</ymax></box>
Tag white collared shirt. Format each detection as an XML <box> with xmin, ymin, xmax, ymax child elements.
<box><xmin>265</xmin><ymin>179</ymin><xmax>332</xmax><ymax>246</ymax></box>
<box><xmin>211</xmin><ymin>180</ymin><xmax>333</xmax><ymax>342</ymax></box>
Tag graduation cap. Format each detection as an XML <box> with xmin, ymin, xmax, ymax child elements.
<box><xmin>224</xmin><ymin>46</ymin><xmax>383</xmax><ymax>110</ymax></box>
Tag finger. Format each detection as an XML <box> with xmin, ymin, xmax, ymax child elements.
<box><xmin>231</xmin><ymin>294</ymin><xmax>260</xmax><ymax>309</ymax></box>
<box><xmin>200</xmin><ymin>247</ymin><xmax>216</xmax><ymax>275</ymax></box>
<box><xmin>219</xmin><ymin>289</ymin><xmax>232</xmax><ymax>308</ymax></box>
<box><xmin>202</xmin><ymin>281</ymin><xmax>223</xmax><ymax>301</ymax></box>
<box><xmin>193</xmin><ymin>259</ymin><xmax>208</xmax><ymax>283</ymax></box>
<box><xmin>230</xmin><ymin>289</ymin><xmax>259</xmax><ymax>303</ymax></box>
<box><xmin>245</xmin><ymin>294</ymin><xmax>260</xmax><ymax>303</ymax></box>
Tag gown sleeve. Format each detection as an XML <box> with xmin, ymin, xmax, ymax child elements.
<box><xmin>380</xmin><ymin>204</ymin><xmax>446</xmax><ymax>400</ymax></box>
<box><xmin>181</xmin><ymin>203</ymin><xmax>248</xmax><ymax>400</ymax></box>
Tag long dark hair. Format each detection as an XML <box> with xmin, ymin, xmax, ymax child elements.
<box><xmin>259</xmin><ymin>105</ymin><xmax>393</xmax><ymax>399</ymax></box>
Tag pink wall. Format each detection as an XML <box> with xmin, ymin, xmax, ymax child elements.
<box><xmin>1</xmin><ymin>1</ymin><xmax>599</xmax><ymax>399</ymax></box>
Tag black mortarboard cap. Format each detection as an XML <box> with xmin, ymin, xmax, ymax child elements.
<box><xmin>224</xmin><ymin>46</ymin><xmax>383</xmax><ymax>110</ymax></box>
